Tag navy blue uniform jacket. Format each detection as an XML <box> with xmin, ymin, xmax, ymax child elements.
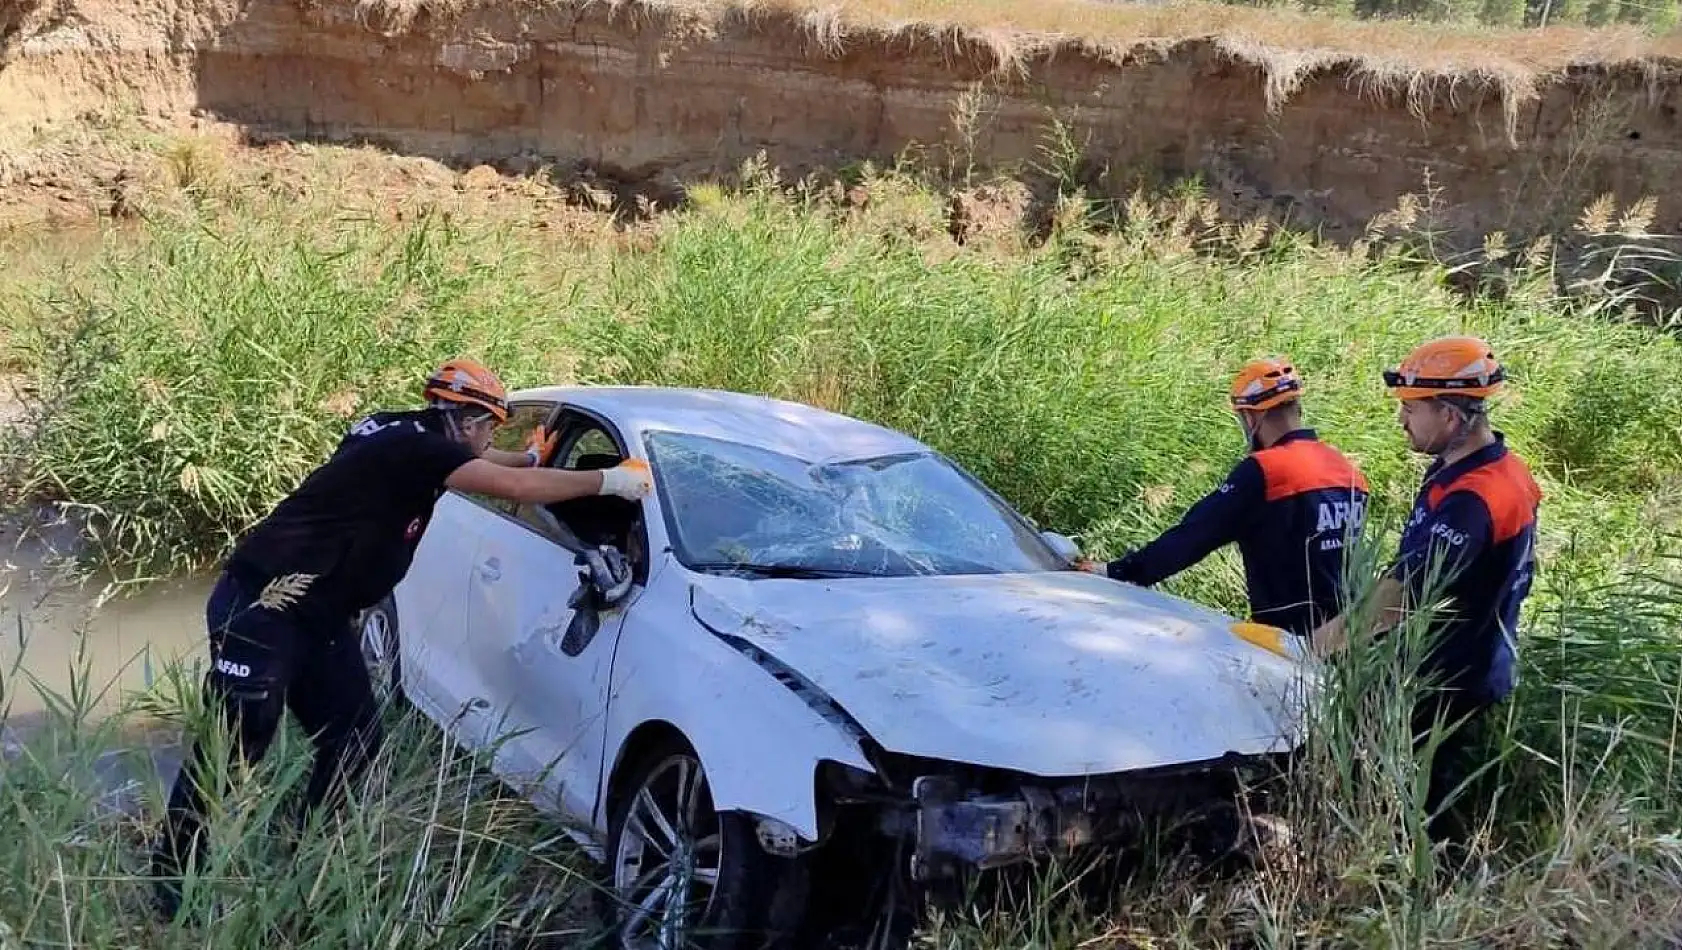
<box><xmin>1390</xmin><ymin>433</ymin><xmax>1542</xmax><ymax>707</ymax></box>
<box><xmin>1105</xmin><ymin>430</ymin><xmax>1369</xmax><ymax>637</ymax></box>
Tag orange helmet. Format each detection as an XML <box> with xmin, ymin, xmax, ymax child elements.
<box><xmin>1383</xmin><ymin>336</ymin><xmax>1505</xmax><ymax>401</ymax></box>
<box><xmin>1229</xmin><ymin>357</ymin><xmax>1304</xmax><ymax>412</ymax></box>
<box><xmin>422</xmin><ymin>357</ymin><xmax>509</xmax><ymax>423</ymax></box>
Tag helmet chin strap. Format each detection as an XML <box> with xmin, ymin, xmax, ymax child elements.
<box><xmin>432</xmin><ymin>402</ymin><xmax>488</xmax><ymax>444</ymax></box>
<box><xmin>1426</xmin><ymin>402</ymin><xmax>1480</xmax><ymax>459</ymax></box>
<box><xmin>1448</xmin><ymin>402</ymin><xmax>1483</xmax><ymax>453</ymax></box>
<box><xmin>1238</xmin><ymin>414</ymin><xmax>1262</xmax><ymax>452</ymax></box>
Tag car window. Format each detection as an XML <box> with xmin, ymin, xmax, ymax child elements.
<box><xmin>494</xmin><ymin>403</ymin><xmax>553</xmax><ymax>453</ymax></box>
<box><xmin>513</xmin><ymin>416</ymin><xmax>641</xmax><ymax>556</ymax></box>
<box><xmin>564</xmin><ymin>428</ymin><xmax>623</xmax><ymax>469</ymax></box>
<box><xmin>458</xmin><ymin>401</ymin><xmax>554</xmax><ymax>517</ymax></box>
<box><xmin>454</xmin><ymin>404</ymin><xmax>644</xmax><ymax>572</ymax></box>
<box><xmin>644</xmin><ymin>431</ymin><xmax>1063</xmax><ymax>577</ymax></box>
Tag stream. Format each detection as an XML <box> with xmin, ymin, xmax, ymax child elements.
<box><xmin>1</xmin><ymin>510</ymin><xmax>211</xmax><ymax>719</ymax></box>
<box><xmin>0</xmin><ymin>507</ymin><xmax>205</xmax><ymax>814</ymax></box>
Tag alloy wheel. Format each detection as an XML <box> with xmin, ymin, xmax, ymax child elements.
<box><xmin>611</xmin><ymin>752</ymin><xmax>724</xmax><ymax>949</ymax></box>
<box><xmin>358</xmin><ymin>605</ymin><xmax>398</xmax><ymax>704</ymax></box>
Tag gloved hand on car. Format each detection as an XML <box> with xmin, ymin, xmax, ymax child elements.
<box><xmin>598</xmin><ymin>458</ymin><xmax>654</xmax><ymax>501</ymax></box>
<box><xmin>525</xmin><ymin>425</ymin><xmax>559</xmax><ymax>467</ymax></box>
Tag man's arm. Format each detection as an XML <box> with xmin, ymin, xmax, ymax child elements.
<box><xmin>1092</xmin><ymin>458</ymin><xmax>1263</xmax><ymax>586</ymax></box>
<box><xmin>482</xmin><ymin>447</ymin><xmax>537</xmax><ymax>468</ymax></box>
<box><xmin>446</xmin><ymin>457</ymin><xmax>652</xmax><ymax>504</ymax></box>
<box><xmin>482</xmin><ymin>426</ymin><xmax>558</xmax><ymax>469</ymax></box>
<box><xmin>1391</xmin><ymin>492</ymin><xmax>1490</xmax><ymax>602</ymax></box>
<box><xmin>1310</xmin><ymin>576</ymin><xmax>1404</xmax><ymax>658</ymax></box>
<box><xmin>1310</xmin><ymin>492</ymin><xmax>1490</xmax><ymax>658</ymax></box>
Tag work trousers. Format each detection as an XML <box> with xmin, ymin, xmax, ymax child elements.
<box><xmin>1412</xmin><ymin>691</ymin><xmax>1497</xmax><ymax>850</ymax></box>
<box><xmin>149</xmin><ymin>568</ymin><xmax>382</xmax><ymax>903</ymax></box>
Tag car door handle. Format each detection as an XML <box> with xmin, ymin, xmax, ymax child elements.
<box><xmin>478</xmin><ymin>557</ymin><xmax>502</xmax><ymax>582</ymax></box>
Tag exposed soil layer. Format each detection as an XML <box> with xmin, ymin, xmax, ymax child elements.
<box><xmin>3</xmin><ymin>0</ymin><xmax>1682</xmax><ymax>243</ymax></box>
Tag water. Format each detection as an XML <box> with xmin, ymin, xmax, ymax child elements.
<box><xmin>0</xmin><ymin>222</ymin><xmax>205</xmax><ymax>810</ymax></box>
<box><xmin>0</xmin><ymin>508</ymin><xmax>212</xmax><ymax>722</ymax></box>
<box><xmin>0</xmin><ymin>507</ymin><xmax>205</xmax><ymax>816</ymax></box>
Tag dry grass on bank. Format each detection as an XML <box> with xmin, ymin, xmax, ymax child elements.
<box><xmin>320</xmin><ymin>0</ymin><xmax>1682</xmax><ymax>134</ymax></box>
<box><xmin>341</xmin><ymin>0</ymin><xmax>1682</xmax><ymax>73</ymax></box>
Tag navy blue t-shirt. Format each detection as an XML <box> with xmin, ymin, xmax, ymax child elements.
<box><xmin>1106</xmin><ymin>430</ymin><xmax>1370</xmax><ymax>637</ymax></box>
<box><xmin>227</xmin><ymin>408</ymin><xmax>479</xmax><ymax>626</ymax></box>
<box><xmin>1389</xmin><ymin>433</ymin><xmax>1542</xmax><ymax>706</ymax></box>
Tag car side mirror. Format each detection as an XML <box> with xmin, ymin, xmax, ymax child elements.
<box><xmin>579</xmin><ymin>546</ymin><xmax>635</xmax><ymax>605</ymax></box>
<box><xmin>1040</xmin><ymin>531</ymin><xmax>1080</xmax><ymax>564</ymax></box>
<box><xmin>560</xmin><ymin>545</ymin><xmax>636</xmax><ymax>656</ymax></box>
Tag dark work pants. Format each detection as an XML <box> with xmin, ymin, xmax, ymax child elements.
<box><xmin>149</xmin><ymin>569</ymin><xmax>383</xmax><ymax>911</ymax></box>
<box><xmin>1412</xmin><ymin>692</ymin><xmax>1496</xmax><ymax>851</ymax></box>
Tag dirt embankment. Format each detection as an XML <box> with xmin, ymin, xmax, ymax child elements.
<box><xmin>3</xmin><ymin>0</ymin><xmax>1681</xmax><ymax>243</ymax></box>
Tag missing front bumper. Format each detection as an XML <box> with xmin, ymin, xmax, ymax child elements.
<box><xmin>901</xmin><ymin>757</ymin><xmax>1284</xmax><ymax>881</ymax></box>
<box><xmin>909</xmin><ymin>776</ymin><xmax>1094</xmax><ymax>879</ymax></box>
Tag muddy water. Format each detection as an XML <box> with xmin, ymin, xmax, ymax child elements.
<box><xmin>0</xmin><ymin>510</ymin><xmax>212</xmax><ymax>721</ymax></box>
<box><xmin>0</xmin><ymin>510</ymin><xmax>204</xmax><ymax>815</ymax></box>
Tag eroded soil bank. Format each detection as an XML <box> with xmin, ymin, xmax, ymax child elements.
<box><xmin>3</xmin><ymin>0</ymin><xmax>1682</xmax><ymax>244</ymax></box>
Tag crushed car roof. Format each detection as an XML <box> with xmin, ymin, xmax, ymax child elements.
<box><xmin>513</xmin><ymin>384</ymin><xmax>930</xmax><ymax>462</ymax></box>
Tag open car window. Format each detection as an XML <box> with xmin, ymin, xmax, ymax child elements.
<box><xmin>529</xmin><ymin>415</ymin><xmax>647</xmax><ymax>570</ymax></box>
<box><xmin>564</xmin><ymin>428</ymin><xmax>623</xmax><ymax>469</ymax></box>
<box><xmin>644</xmin><ymin>430</ymin><xmax>1063</xmax><ymax>578</ymax></box>
<box><xmin>459</xmin><ymin>401</ymin><xmax>555</xmax><ymax>517</ymax></box>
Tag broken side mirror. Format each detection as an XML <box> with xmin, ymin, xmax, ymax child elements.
<box><xmin>561</xmin><ymin>545</ymin><xmax>635</xmax><ymax>656</ymax></box>
<box><xmin>583</xmin><ymin>545</ymin><xmax>634</xmax><ymax>605</ymax></box>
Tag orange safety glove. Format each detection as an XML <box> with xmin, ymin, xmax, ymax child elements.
<box><xmin>524</xmin><ymin>425</ymin><xmax>558</xmax><ymax>467</ymax></box>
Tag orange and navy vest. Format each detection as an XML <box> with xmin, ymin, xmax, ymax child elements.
<box><xmin>1242</xmin><ymin>431</ymin><xmax>1371</xmax><ymax>635</ymax></box>
<box><xmin>1105</xmin><ymin>430</ymin><xmax>1368</xmax><ymax>637</ymax></box>
<box><xmin>1394</xmin><ymin>434</ymin><xmax>1542</xmax><ymax>704</ymax></box>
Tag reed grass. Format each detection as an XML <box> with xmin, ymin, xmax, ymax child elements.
<box><xmin>3</xmin><ymin>157</ymin><xmax>1681</xmax><ymax>946</ymax></box>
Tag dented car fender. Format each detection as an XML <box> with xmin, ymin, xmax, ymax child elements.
<box><xmin>599</xmin><ymin>568</ymin><xmax>877</xmax><ymax>843</ymax></box>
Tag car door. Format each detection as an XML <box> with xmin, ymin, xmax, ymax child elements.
<box><xmin>432</xmin><ymin>399</ymin><xmax>563</xmax><ymax>750</ymax></box>
<box><xmin>462</xmin><ymin>406</ymin><xmax>645</xmax><ymax>829</ymax></box>
<box><xmin>390</xmin><ymin>488</ymin><xmax>489</xmax><ymax>723</ymax></box>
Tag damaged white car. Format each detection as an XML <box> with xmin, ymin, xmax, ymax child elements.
<box><xmin>359</xmin><ymin>385</ymin><xmax>1315</xmax><ymax>948</ymax></box>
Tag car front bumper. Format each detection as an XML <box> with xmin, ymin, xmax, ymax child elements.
<box><xmin>897</xmin><ymin>753</ymin><xmax>1289</xmax><ymax>880</ymax></box>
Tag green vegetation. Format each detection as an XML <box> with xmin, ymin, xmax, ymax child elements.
<box><xmin>0</xmin><ymin>654</ymin><xmax>592</xmax><ymax>948</ymax></box>
<box><xmin>4</xmin><ymin>158</ymin><xmax>1682</xmax><ymax>945</ymax></box>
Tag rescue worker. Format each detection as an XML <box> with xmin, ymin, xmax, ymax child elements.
<box><xmin>1310</xmin><ymin>335</ymin><xmax>1542</xmax><ymax>850</ymax></box>
<box><xmin>1079</xmin><ymin>357</ymin><xmax>1370</xmax><ymax>640</ymax></box>
<box><xmin>149</xmin><ymin>358</ymin><xmax>653</xmax><ymax>919</ymax></box>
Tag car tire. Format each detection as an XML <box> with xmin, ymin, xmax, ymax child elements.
<box><xmin>355</xmin><ymin>594</ymin><xmax>407</xmax><ymax>710</ymax></box>
<box><xmin>599</xmin><ymin>739</ymin><xmax>808</xmax><ymax>949</ymax></box>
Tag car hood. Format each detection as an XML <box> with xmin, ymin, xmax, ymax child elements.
<box><xmin>687</xmin><ymin>569</ymin><xmax>1315</xmax><ymax>777</ymax></box>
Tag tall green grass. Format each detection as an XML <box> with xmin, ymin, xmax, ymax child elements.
<box><xmin>0</xmin><ymin>631</ymin><xmax>597</xmax><ymax>949</ymax></box>
<box><xmin>4</xmin><ymin>163</ymin><xmax>1682</xmax><ymax>945</ymax></box>
<box><xmin>9</xmin><ymin>173</ymin><xmax>1680</xmax><ymax>587</ymax></box>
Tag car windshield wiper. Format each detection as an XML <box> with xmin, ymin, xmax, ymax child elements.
<box><xmin>685</xmin><ymin>561</ymin><xmax>880</xmax><ymax>579</ymax></box>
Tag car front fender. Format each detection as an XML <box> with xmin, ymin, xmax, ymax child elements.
<box><xmin>602</xmin><ymin>583</ymin><xmax>877</xmax><ymax>843</ymax></box>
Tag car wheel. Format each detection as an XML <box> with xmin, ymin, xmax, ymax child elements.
<box><xmin>602</xmin><ymin>741</ymin><xmax>807</xmax><ymax>949</ymax></box>
<box><xmin>356</xmin><ymin>595</ymin><xmax>405</xmax><ymax>709</ymax></box>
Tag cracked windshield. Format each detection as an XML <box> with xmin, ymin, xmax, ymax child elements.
<box><xmin>645</xmin><ymin>431</ymin><xmax>1065</xmax><ymax>577</ymax></box>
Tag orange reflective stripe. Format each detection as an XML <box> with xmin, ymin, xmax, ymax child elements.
<box><xmin>1253</xmin><ymin>440</ymin><xmax>1370</xmax><ymax>502</ymax></box>
<box><xmin>1430</xmin><ymin>453</ymin><xmax>1543</xmax><ymax>544</ymax></box>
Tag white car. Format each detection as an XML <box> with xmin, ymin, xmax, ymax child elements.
<box><xmin>358</xmin><ymin>385</ymin><xmax>1314</xmax><ymax>948</ymax></box>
